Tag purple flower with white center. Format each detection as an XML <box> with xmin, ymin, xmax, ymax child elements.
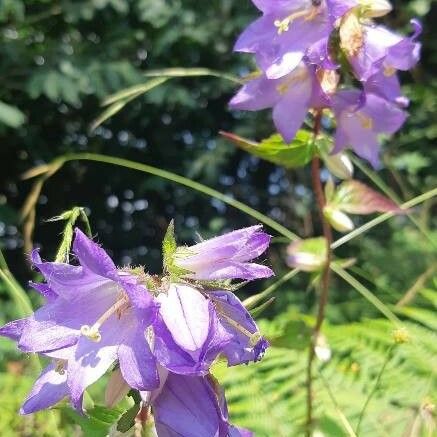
<box><xmin>230</xmin><ymin>63</ymin><xmax>331</xmax><ymax>143</ymax></box>
<box><xmin>153</xmin><ymin>283</ymin><xmax>269</xmax><ymax>375</ymax></box>
<box><xmin>332</xmin><ymin>90</ymin><xmax>407</xmax><ymax>167</ymax></box>
<box><xmin>174</xmin><ymin>225</ymin><xmax>273</xmax><ymax>281</ymax></box>
<box><xmin>0</xmin><ymin>228</ymin><xmax>160</xmax><ymax>412</ymax></box>
<box><xmin>234</xmin><ymin>0</ymin><xmax>333</xmax><ymax>79</ymax></box>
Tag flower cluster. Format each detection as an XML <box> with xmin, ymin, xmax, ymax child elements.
<box><xmin>230</xmin><ymin>0</ymin><xmax>421</xmax><ymax>167</ymax></box>
<box><xmin>0</xmin><ymin>226</ymin><xmax>273</xmax><ymax>436</ymax></box>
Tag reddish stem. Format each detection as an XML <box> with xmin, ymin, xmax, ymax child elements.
<box><xmin>305</xmin><ymin>112</ymin><xmax>333</xmax><ymax>436</ymax></box>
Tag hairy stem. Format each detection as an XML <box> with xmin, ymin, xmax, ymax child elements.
<box><xmin>305</xmin><ymin>113</ymin><xmax>333</xmax><ymax>436</ymax></box>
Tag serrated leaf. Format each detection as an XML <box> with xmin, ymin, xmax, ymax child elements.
<box><xmin>0</xmin><ymin>101</ymin><xmax>26</xmax><ymax>128</ymax></box>
<box><xmin>332</xmin><ymin>181</ymin><xmax>404</xmax><ymax>215</ymax></box>
<box><xmin>220</xmin><ymin>130</ymin><xmax>315</xmax><ymax>168</ymax></box>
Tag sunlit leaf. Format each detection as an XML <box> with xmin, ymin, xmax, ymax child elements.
<box><xmin>220</xmin><ymin>130</ymin><xmax>316</xmax><ymax>169</ymax></box>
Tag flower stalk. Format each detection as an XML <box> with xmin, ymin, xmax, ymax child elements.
<box><xmin>305</xmin><ymin>111</ymin><xmax>334</xmax><ymax>436</ymax></box>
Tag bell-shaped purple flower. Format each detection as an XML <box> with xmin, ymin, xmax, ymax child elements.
<box><xmin>347</xmin><ymin>20</ymin><xmax>421</xmax><ymax>82</ymax></box>
<box><xmin>150</xmin><ymin>371</ymin><xmax>252</xmax><ymax>437</ymax></box>
<box><xmin>234</xmin><ymin>0</ymin><xmax>332</xmax><ymax>78</ymax></box>
<box><xmin>0</xmin><ymin>229</ymin><xmax>160</xmax><ymax>412</ymax></box>
<box><xmin>333</xmin><ymin>90</ymin><xmax>407</xmax><ymax>167</ymax></box>
<box><xmin>153</xmin><ymin>284</ymin><xmax>269</xmax><ymax>376</ymax></box>
<box><xmin>230</xmin><ymin>63</ymin><xmax>331</xmax><ymax>143</ymax></box>
<box><xmin>174</xmin><ymin>225</ymin><xmax>273</xmax><ymax>281</ymax></box>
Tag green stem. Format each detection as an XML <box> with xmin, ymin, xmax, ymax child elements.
<box><xmin>332</xmin><ymin>187</ymin><xmax>437</xmax><ymax>250</ymax></box>
<box><xmin>55</xmin><ymin>153</ymin><xmax>300</xmax><ymax>241</ymax></box>
<box><xmin>318</xmin><ymin>369</ymin><xmax>358</xmax><ymax>437</ymax></box>
<box><xmin>331</xmin><ymin>264</ymin><xmax>401</xmax><ymax>325</ymax></box>
<box><xmin>355</xmin><ymin>344</ymin><xmax>395</xmax><ymax>435</ymax></box>
<box><xmin>243</xmin><ymin>268</ymin><xmax>300</xmax><ymax>309</ymax></box>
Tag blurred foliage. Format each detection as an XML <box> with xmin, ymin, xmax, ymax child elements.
<box><xmin>0</xmin><ymin>0</ymin><xmax>436</xmax><ymax>435</ymax></box>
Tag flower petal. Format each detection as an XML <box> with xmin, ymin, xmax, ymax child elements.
<box><xmin>118</xmin><ymin>326</ymin><xmax>159</xmax><ymax>391</ymax></box>
<box><xmin>20</xmin><ymin>363</ymin><xmax>68</xmax><ymax>414</ymax></box>
<box><xmin>157</xmin><ymin>284</ymin><xmax>210</xmax><ymax>353</ymax></box>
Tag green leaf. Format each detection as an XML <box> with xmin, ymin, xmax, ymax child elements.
<box><xmin>220</xmin><ymin>130</ymin><xmax>316</xmax><ymax>168</ymax></box>
<box><xmin>116</xmin><ymin>403</ymin><xmax>141</xmax><ymax>433</ymax></box>
<box><xmin>0</xmin><ymin>101</ymin><xmax>26</xmax><ymax>128</ymax></box>
<box><xmin>61</xmin><ymin>405</ymin><xmax>121</xmax><ymax>437</ymax></box>
<box><xmin>162</xmin><ymin>219</ymin><xmax>177</xmax><ymax>274</ymax></box>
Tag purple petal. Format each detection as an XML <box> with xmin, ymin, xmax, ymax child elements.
<box><xmin>152</xmin><ymin>374</ymin><xmax>222</xmax><ymax>437</ymax></box>
<box><xmin>175</xmin><ymin>225</ymin><xmax>273</xmax><ymax>281</ymax></box>
<box><xmin>157</xmin><ymin>284</ymin><xmax>210</xmax><ymax>352</ymax></box>
<box><xmin>19</xmin><ymin>282</ymin><xmax>118</xmax><ymax>353</ymax></box>
<box><xmin>67</xmin><ymin>311</ymin><xmax>132</xmax><ymax>412</ymax></box>
<box><xmin>29</xmin><ymin>281</ymin><xmax>57</xmax><ymax>301</ymax></box>
<box><xmin>72</xmin><ymin>228</ymin><xmax>118</xmax><ymax>280</ymax></box>
<box><xmin>229</xmin><ymin>75</ymin><xmax>281</xmax><ymax>111</ymax></box>
<box><xmin>272</xmin><ymin>68</ymin><xmax>312</xmax><ymax>142</ymax></box>
<box><xmin>119</xmin><ymin>279</ymin><xmax>159</xmax><ymax>328</ymax></box>
<box><xmin>210</xmin><ymin>290</ymin><xmax>268</xmax><ymax>365</ymax></box>
<box><xmin>386</xmin><ymin>19</ymin><xmax>422</xmax><ymax>71</ymax></box>
<box><xmin>20</xmin><ymin>363</ymin><xmax>68</xmax><ymax>414</ymax></box>
<box><xmin>234</xmin><ymin>15</ymin><xmax>278</xmax><ymax>54</ymax></box>
<box><xmin>118</xmin><ymin>326</ymin><xmax>159</xmax><ymax>391</ymax></box>
<box><xmin>31</xmin><ymin>249</ymin><xmax>113</xmax><ymax>300</ymax></box>
<box><xmin>0</xmin><ymin>318</ymin><xmax>27</xmax><ymax>341</ymax></box>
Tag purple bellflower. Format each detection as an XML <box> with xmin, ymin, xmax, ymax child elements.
<box><xmin>234</xmin><ymin>0</ymin><xmax>333</xmax><ymax>79</ymax></box>
<box><xmin>230</xmin><ymin>63</ymin><xmax>334</xmax><ymax>142</ymax></box>
<box><xmin>153</xmin><ymin>283</ymin><xmax>269</xmax><ymax>375</ymax></box>
<box><xmin>332</xmin><ymin>90</ymin><xmax>407</xmax><ymax>167</ymax></box>
<box><xmin>173</xmin><ymin>225</ymin><xmax>273</xmax><ymax>280</ymax></box>
<box><xmin>151</xmin><ymin>371</ymin><xmax>252</xmax><ymax>437</ymax></box>
<box><xmin>345</xmin><ymin>20</ymin><xmax>422</xmax><ymax>83</ymax></box>
<box><xmin>106</xmin><ymin>366</ymin><xmax>252</xmax><ymax>436</ymax></box>
<box><xmin>0</xmin><ymin>229</ymin><xmax>160</xmax><ymax>413</ymax></box>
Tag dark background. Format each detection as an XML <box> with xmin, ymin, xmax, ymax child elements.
<box><xmin>0</xmin><ymin>0</ymin><xmax>435</xmax><ymax>330</ymax></box>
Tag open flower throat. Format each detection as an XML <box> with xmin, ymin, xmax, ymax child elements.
<box><xmin>274</xmin><ymin>2</ymin><xmax>324</xmax><ymax>35</ymax></box>
<box><xmin>80</xmin><ymin>291</ymin><xmax>130</xmax><ymax>343</ymax></box>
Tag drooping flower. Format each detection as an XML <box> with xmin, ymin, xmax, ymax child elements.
<box><xmin>106</xmin><ymin>366</ymin><xmax>252</xmax><ymax>436</ymax></box>
<box><xmin>153</xmin><ymin>283</ymin><xmax>269</xmax><ymax>375</ymax></box>
<box><xmin>0</xmin><ymin>228</ymin><xmax>160</xmax><ymax>412</ymax></box>
<box><xmin>234</xmin><ymin>0</ymin><xmax>333</xmax><ymax>79</ymax></box>
<box><xmin>344</xmin><ymin>19</ymin><xmax>421</xmax><ymax>82</ymax></box>
<box><xmin>173</xmin><ymin>225</ymin><xmax>273</xmax><ymax>281</ymax></box>
<box><xmin>151</xmin><ymin>372</ymin><xmax>252</xmax><ymax>437</ymax></box>
<box><xmin>230</xmin><ymin>63</ymin><xmax>332</xmax><ymax>143</ymax></box>
<box><xmin>332</xmin><ymin>90</ymin><xmax>407</xmax><ymax>166</ymax></box>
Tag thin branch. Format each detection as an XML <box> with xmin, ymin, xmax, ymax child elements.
<box><xmin>356</xmin><ymin>345</ymin><xmax>394</xmax><ymax>435</ymax></box>
<box><xmin>306</xmin><ymin>112</ymin><xmax>334</xmax><ymax>437</ymax></box>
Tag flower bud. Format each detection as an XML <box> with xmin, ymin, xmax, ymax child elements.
<box><xmin>324</xmin><ymin>153</ymin><xmax>354</xmax><ymax>180</ymax></box>
<box><xmin>323</xmin><ymin>207</ymin><xmax>355</xmax><ymax>233</ymax></box>
<box><xmin>360</xmin><ymin>0</ymin><xmax>392</xmax><ymax>18</ymax></box>
<box><xmin>286</xmin><ymin>238</ymin><xmax>327</xmax><ymax>272</ymax></box>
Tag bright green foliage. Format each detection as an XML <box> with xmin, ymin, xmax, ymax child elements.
<box><xmin>222</xmin><ymin>130</ymin><xmax>316</xmax><ymax>169</ymax></box>
<box><xmin>215</xmin><ymin>306</ymin><xmax>437</xmax><ymax>437</ymax></box>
